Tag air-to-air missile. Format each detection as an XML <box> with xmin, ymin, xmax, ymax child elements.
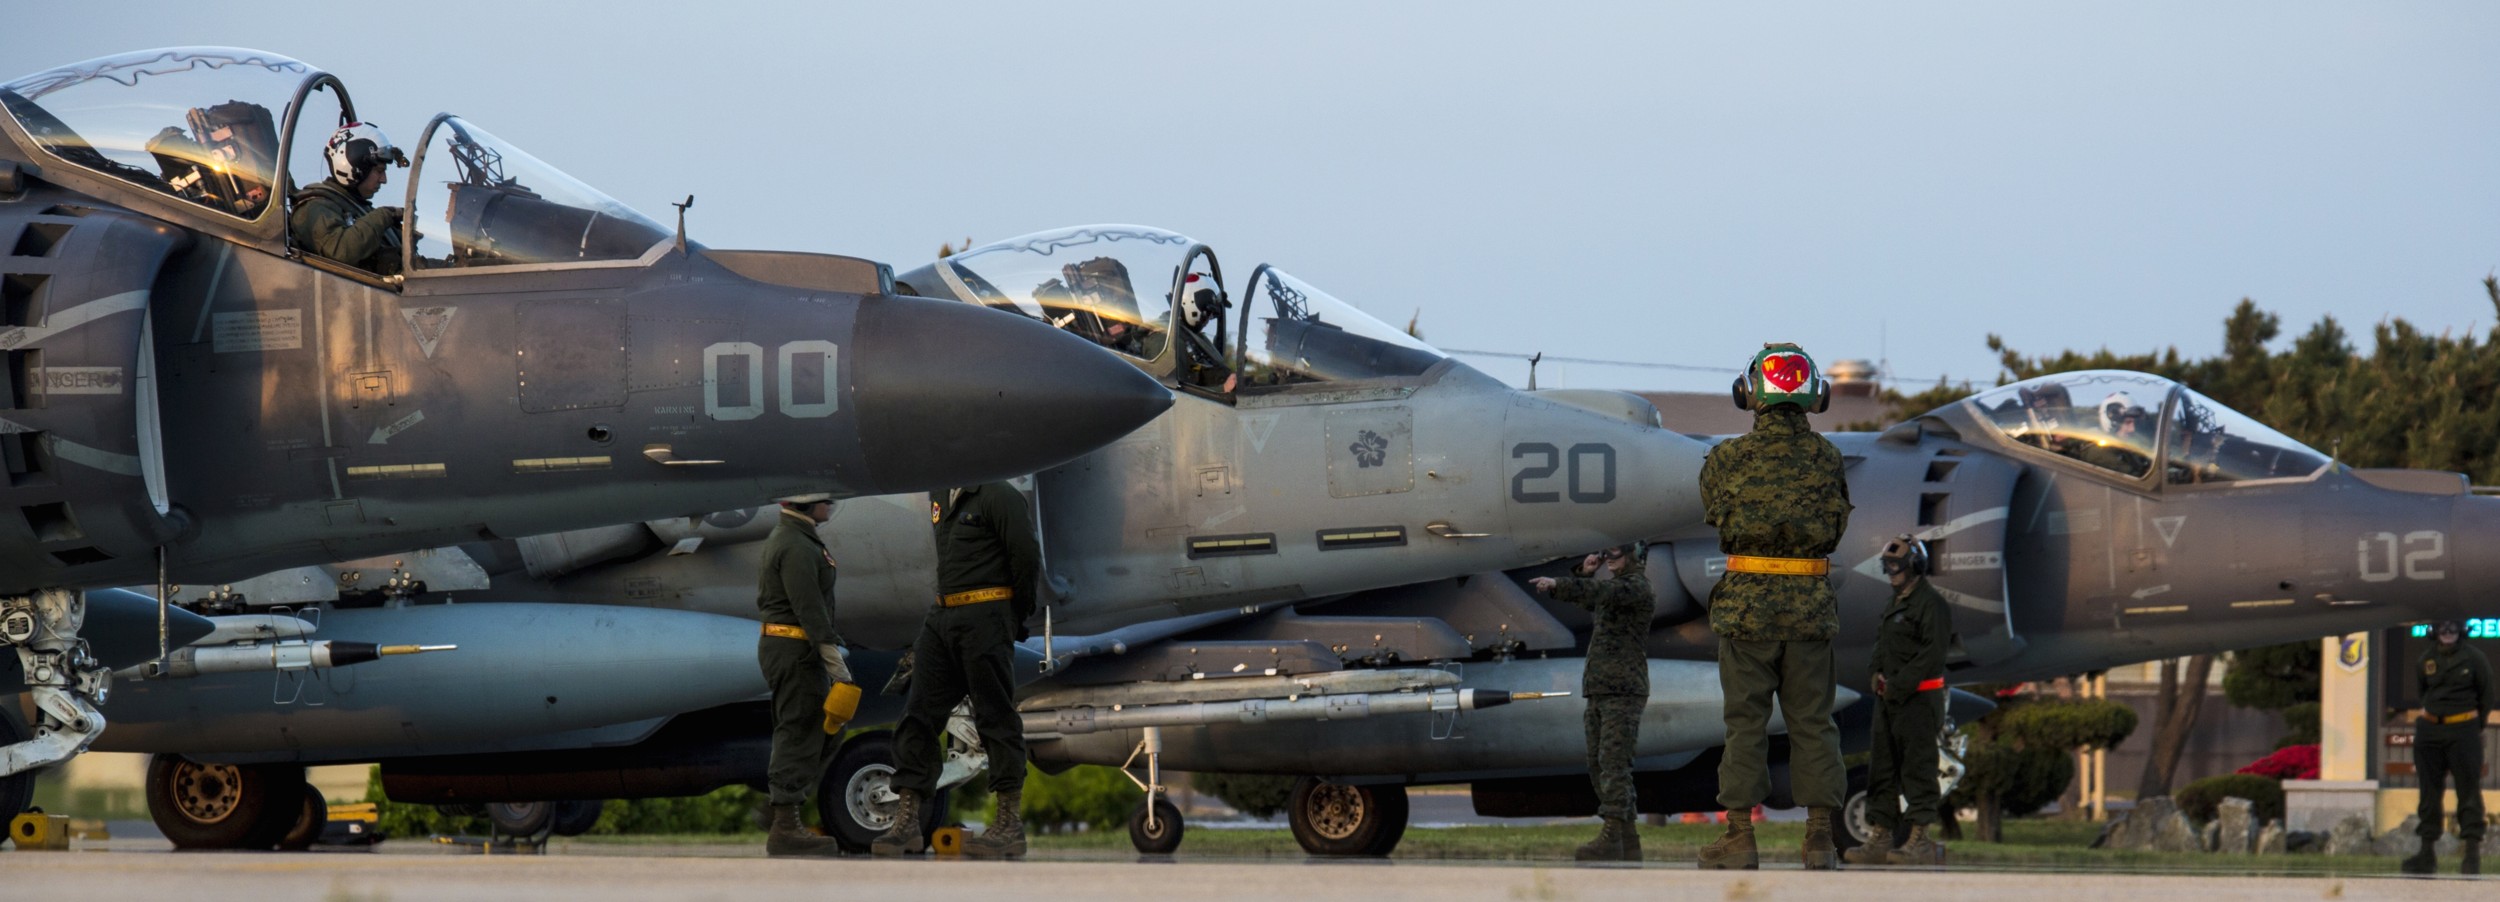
<box><xmin>81</xmin><ymin>226</ymin><xmax>1709</xmax><ymax>848</ymax></box>
<box><xmin>0</xmin><ymin>48</ymin><xmax>1170</xmax><ymax>815</ymax></box>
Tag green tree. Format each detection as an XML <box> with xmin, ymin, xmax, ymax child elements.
<box><xmin>1944</xmin><ymin>695</ymin><xmax>2136</xmax><ymax>843</ymax></box>
<box><xmin>2222</xmin><ymin>642</ymin><xmax>2322</xmax><ymax>748</ymax></box>
<box><xmin>1191</xmin><ymin>772</ymin><xmax>1295</xmax><ymax>818</ymax></box>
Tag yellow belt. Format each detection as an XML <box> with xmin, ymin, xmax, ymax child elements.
<box><xmin>761</xmin><ymin>622</ymin><xmax>808</xmax><ymax>640</ymax></box>
<box><xmin>1724</xmin><ymin>554</ymin><xmax>1831</xmax><ymax>576</ymax></box>
<box><xmin>2431</xmin><ymin>711</ymin><xmax>2481</xmax><ymax>725</ymax></box>
<box><xmin>940</xmin><ymin>587</ymin><xmax>1013</xmax><ymax>607</ymax></box>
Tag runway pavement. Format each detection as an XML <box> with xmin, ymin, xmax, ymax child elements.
<box><xmin>0</xmin><ymin>846</ymin><xmax>2470</xmax><ymax>902</ymax></box>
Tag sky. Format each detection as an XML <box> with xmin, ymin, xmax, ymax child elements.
<box><xmin>9</xmin><ymin>2</ymin><xmax>2495</xmax><ymax>393</ymax></box>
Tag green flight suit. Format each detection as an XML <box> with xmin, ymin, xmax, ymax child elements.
<box><xmin>756</xmin><ymin>508</ymin><xmax>842</xmax><ymax>806</ymax></box>
<box><xmin>288</xmin><ymin>179</ymin><xmax>402</xmax><ymax>275</ymax></box>
<box><xmin>1866</xmin><ymin>576</ymin><xmax>1952</xmax><ymax>836</ymax></box>
<box><xmin>892</xmin><ymin>482</ymin><xmax>1042</xmax><ymax>797</ymax></box>
<box><xmin>1549</xmin><ymin>557</ymin><xmax>1656</xmax><ymax>822</ymax></box>
<box><xmin>2416</xmin><ymin>642</ymin><xmax>2494</xmax><ymax>844</ymax></box>
<box><xmin>1700</xmin><ymin>404</ymin><xmax>1852</xmax><ymax>811</ymax></box>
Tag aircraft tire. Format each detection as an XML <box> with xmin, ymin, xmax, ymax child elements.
<box><xmin>1287</xmin><ymin>778</ymin><xmax>1408</xmax><ymax>857</ymax></box>
<box><xmin>146</xmin><ymin>755</ymin><xmax>306</xmax><ymax>850</ymax></box>
<box><xmin>276</xmin><ymin>785</ymin><xmax>327</xmax><ymax>851</ymax></box>
<box><xmin>485</xmin><ymin>800</ymin><xmax>557</xmax><ymax>840</ymax></box>
<box><xmin>1127</xmin><ymin>796</ymin><xmax>1184</xmax><ymax>854</ymax></box>
<box><xmin>550</xmin><ymin>799</ymin><xmax>606</xmax><ymax>837</ymax></box>
<box><xmin>1837</xmin><ymin>765</ymin><xmax>1870</xmax><ymax>852</ymax></box>
<box><xmin>818</xmin><ymin>731</ymin><xmax>947</xmax><ymax>854</ymax></box>
<box><xmin>0</xmin><ymin>707</ymin><xmax>33</xmax><ymax>820</ymax></box>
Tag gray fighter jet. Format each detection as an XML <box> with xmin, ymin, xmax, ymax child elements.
<box><xmin>0</xmin><ymin>48</ymin><xmax>1168</xmax><ymax>816</ymax></box>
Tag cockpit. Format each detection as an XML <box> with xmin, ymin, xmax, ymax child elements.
<box><xmin>0</xmin><ymin>47</ymin><xmax>673</xmax><ymax>278</ymax></box>
<box><xmin>917</xmin><ymin>224</ymin><xmax>1451</xmax><ymax>398</ymax></box>
<box><xmin>1964</xmin><ymin>370</ymin><xmax>2330</xmax><ymax>486</ymax></box>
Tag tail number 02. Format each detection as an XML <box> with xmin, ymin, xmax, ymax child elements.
<box><xmin>2357</xmin><ymin>530</ymin><xmax>2445</xmax><ymax>583</ymax></box>
<box><xmin>1510</xmin><ymin>442</ymin><xmax>1616</xmax><ymax>503</ymax></box>
<box><xmin>704</xmin><ymin>341</ymin><xmax>840</xmax><ymax>420</ymax></box>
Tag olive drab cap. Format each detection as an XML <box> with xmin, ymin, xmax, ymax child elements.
<box><xmin>1731</xmin><ymin>342</ymin><xmax>1831</xmax><ymax>413</ymax></box>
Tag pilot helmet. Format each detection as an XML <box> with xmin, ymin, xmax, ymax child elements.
<box><xmin>1177</xmin><ymin>271</ymin><xmax>1226</xmax><ymax>330</ymax></box>
<box><xmin>1729</xmin><ymin>342</ymin><xmax>1830</xmax><ymax>413</ymax></box>
<box><xmin>1879</xmin><ymin>534</ymin><xmax>1930</xmax><ymax>577</ymax></box>
<box><xmin>324</xmin><ymin>122</ymin><xmax>407</xmax><ymax>186</ymax></box>
<box><xmin>2437</xmin><ymin>619</ymin><xmax>2465</xmax><ymax>639</ymax></box>
<box><xmin>2097</xmin><ymin>392</ymin><xmax>2145</xmax><ymax>435</ymax></box>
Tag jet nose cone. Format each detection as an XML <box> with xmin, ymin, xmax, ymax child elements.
<box><xmin>850</xmin><ymin>296</ymin><xmax>1170</xmax><ymax>492</ymax></box>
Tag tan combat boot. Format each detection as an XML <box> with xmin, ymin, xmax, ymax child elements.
<box><xmin>1884</xmin><ymin>823</ymin><xmax>1943</xmax><ymax>866</ymax></box>
<box><xmin>963</xmin><ymin>789</ymin><xmax>1026</xmax><ymax>859</ymax></box>
<box><xmin>1802</xmin><ymin>807</ymin><xmax>1840</xmax><ymax>870</ymax></box>
<box><xmin>1573</xmin><ymin>817</ymin><xmax>1640</xmax><ymax>862</ymax></box>
<box><xmin>764</xmin><ymin>803</ymin><xmax>842</xmax><ymax>858</ymax></box>
<box><xmin>1698</xmin><ymin>809</ymin><xmax>1759</xmax><ymax>870</ymax></box>
<box><xmin>868</xmin><ymin>788</ymin><xmax>924</xmax><ymax>857</ymax></box>
<box><xmin>1842</xmin><ymin>823</ymin><xmax>1893</xmax><ymax>865</ymax></box>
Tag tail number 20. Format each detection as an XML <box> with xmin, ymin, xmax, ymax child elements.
<box><xmin>1511</xmin><ymin>443</ymin><xmax>1616</xmax><ymax>503</ymax></box>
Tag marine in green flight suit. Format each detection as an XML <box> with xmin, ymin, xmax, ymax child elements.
<box><xmin>874</xmin><ymin>481</ymin><xmax>1042</xmax><ymax>859</ymax></box>
<box><xmin>754</xmin><ymin>493</ymin><xmax>848</xmax><ymax>858</ymax></box>
<box><xmin>2404</xmin><ymin>619</ymin><xmax>2494</xmax><ymax>875</ymax></box>
<box><xmin>1844</xmin><ymin>535</ymin><xmax>1954</xmax><ymax>867</ymax></box>
<box><xmin>1698</xmin><ymin>343</ymin><xmax>1853</xmax><ymax>871</ymax></box>
<box><xmin>1533</xmin><ymin>544</ymin><xmax>1657</xmax><ymax>862</ymax></box>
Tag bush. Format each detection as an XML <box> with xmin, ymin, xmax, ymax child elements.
<box><xmin>1191</xmin><ymin>773</ymin><xmax>1295</xmax><ymax>818</ymax></box>
<box><xmin>1945</xmin><ymin>737</ymin><xmax>2074</xmax><ymax>819</ymax></box>
<box><xmin>951</xmin><ymin>765</ymin><xmax>1143</xmax><ymax>832</ymax></box>
<box><xmin>362</xmin><ymin>766</ymin><xmax>764</xmax><ymax>837</ymax></box>
<box><xmin>2174</xmin><ymin>773</ymin><xmax>2284</xmax><ymax>824</ymax></box>
<box><xmin>2275</xmin><ymin>701</ymin><xmax>2321</xmax><ymax>748</ymax></box>
<box><xmin>1999</xmin><ymin>699</ymin><xmax>2137</xmax><ymax>751</ymax></box>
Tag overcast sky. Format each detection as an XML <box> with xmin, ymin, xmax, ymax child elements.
<box><xmin>10</xmin><ymin>2</ymin><xmax>2494</xmax><ymax>392</ymax></box>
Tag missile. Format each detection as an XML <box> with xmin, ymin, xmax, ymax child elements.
<box><xmin>122</xmin><ymin>640</ymin><xmax>457</xmax><ymax>679</ymax></box>
<box><xmin>1025</xmin><ymin>686</ymin><xmax>1567</xmax><ymax>736</ymax></box>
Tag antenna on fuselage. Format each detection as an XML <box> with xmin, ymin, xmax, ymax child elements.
<box><xmin>672</xmin><ymin>195</ymin><xmax>695</xmax><ymax>254</ymax></box>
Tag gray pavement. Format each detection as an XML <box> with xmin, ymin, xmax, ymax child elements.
<box><xmin>0</xmin><ymin>846</ymin><xmax>2473</xmax><ymax>901</ymax></box>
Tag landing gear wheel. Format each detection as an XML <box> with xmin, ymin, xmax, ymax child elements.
<box><xmin>1128</xmin><ymin>796</ymin><xmax>1184</xmax><ymax>854</ymax></box>
<box><xmin>0</xmin><ymin>707</ymin><xmax>34</xmax><ymax>820</ymax></box>
<box><xmin>1287</xmin><ymin>777</ymin><xmax>1409</xmax><ymax>857</ymax></box>
<box><xmin>1838</xmin><ymin>766</ymin><xmax>1871</xmax><ymax>853</ymax></box>
<box><xmin>146</xmin><ymin>755</ymin><xmax>306</xmax><ymax>850</ymax></box>
<box><xmin>277</xmin><ymin>785</ymin><xmax>327</xmax><ymax>851</ymax></box>
<box><xmin>550</xmin><ymin>800</ymin><xmax>605</xmax><ymax>837</ymax></box>
<box><xmin>818</xmin><ymin>732</ymin><xmax>948</xmax><ymax>854</ymax></box>
<box><xmin>486</xmin><ymin>801</ymin><xmax>556</xmax><ymax>840</ymax></box>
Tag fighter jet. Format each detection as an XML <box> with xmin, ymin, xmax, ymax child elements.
<box><xmin>0</xmin><ymin>48</ymin><xmax>1168</xmax><ymax>813</ymax></box>
<box><xmin>76</xmin><ymin>226</ymin><xmax>1709</xmax><ymax>849</ymax></box>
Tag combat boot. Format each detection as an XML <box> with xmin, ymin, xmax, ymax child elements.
<box><xmin>1802</xmin><ymin>807</ymin><xmax>1840</xmax><ymax>870</ymax></box>
<box><xmin>1842</xmin><ymin>824</ymin><xmax>1893</xmax><ymax>865</ymax></box>
<box><xmin>1698</xmin><ymin>808</ymin><xmax>1759</xmax><ymax>870</ymax></box>
<box><xmin>2464</xmin><ymin>839</ymin><xmax>2481</xmax><ymax>875</ymax></box>
<box><xmin>869</xmin><ymin>788</ymin><xmax>924</xmax><ymax>857</ymax></box>
<box><xmin>1573</xmin><ymin>817</ymin><xmax>1640</xmax><ymax>862</ymax></box>
<box><xmin>1885</xmin><ymin>823</ymin><xmax>1944</xmax><ymax>866</ymax></box>
<box><xmin>2400</xmin><ymin>846</ymin><xmax>2436</xmax><ymax>875</ymax></box>
<box><xmin>963</xmin><ymin>789</ymin><xmax>1026</xmax><ymax>859</ymax></box>
<box><xmin>764</xmin><ymin>803</ymin><xmax>843</xmax><ymax>858</ymax></box>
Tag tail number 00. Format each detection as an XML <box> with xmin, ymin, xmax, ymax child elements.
<box><xmin>1510</xmin><ymin>443</ymin><xmax>1616</xmax><ymax>503</ymax></box>
<box><xmin>704</xmin><ymin>341</ymin><xmax>840</xmax><ymax>420</ymax></box>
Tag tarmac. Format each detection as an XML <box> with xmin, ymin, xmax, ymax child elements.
<box><xmin>0</xmin><ymin>842</ymin><xmax>2478</xmax><ymax>902</ymax></box>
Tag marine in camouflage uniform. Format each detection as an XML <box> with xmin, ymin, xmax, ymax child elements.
<box><xmin>1845</xmin><ymin>536</ymin><xmax>1953</xmax><ymax>867</ymax></box>
<box><xmin>1698</xmin><ymin>343</ymin><xmax>1852</xmax><ymax>871</ymax></box>
<box><xmin>1535</xmin><ymin>544</ymin><xmax>1656</xmax><ymax>861</ymax></box>
<box><xmin>875</xmin><ymin>481</ymin><xmax>1042</xmax><ymax>859</ymax></box>
<box><xmin>754</xmin><ymin>494</ymin><xmax>848</xmax><ymax>857</ymax></box>
<box><xmin>2404</xmin><ymin>619</ymin><xmax>2493</xmax><ymax>875</ymax></box>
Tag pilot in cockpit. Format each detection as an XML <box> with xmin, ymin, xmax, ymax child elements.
<box><xmin>289</xmin><ymin>122</ymin><xmax>408</xmax><ymax>276</ymax></box>
<box><xmin>1172</xmin><ymin>272</ymin><xmax>1238</xmax><ymax>393</ymax></box>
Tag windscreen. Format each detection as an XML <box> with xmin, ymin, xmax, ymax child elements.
<box><xmin>408</xmin><ymin>116</ymin><xmax>668</xmax><ymax>269</ymax></box>
<box><xmin>2164</xmin><ymin>386</ymin><xmax>2329</xmax><ymax>484</ymax></box>
<box><xmin>1236</xmin><ymin>266</ymin><xmax>1445</xmax><ymax>384</ymax></box>
<box><xmin>1</xmin><ymin>47</ymin><xmax>305</xmax><ymax>220</ymax></box>
<box><xmin>941</xmin><ymin>225</ymin><xmax>1197</xmax><ymax>362</ymax></box>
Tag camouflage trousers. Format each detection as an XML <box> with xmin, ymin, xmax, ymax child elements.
<box><xmin>1716</xmin><ymin>638</ymin><xmax>1845</xmax><ymax>810</ymax></box>
<box><xmin>2416</xmin><ymin>722</ymin><xmax>2488</xmax><ymax>842</ymax></box>
<box><xmin>1583</xmin><ymin>695</ymin><xmax>1645</xmax><ymax>821</ymax></box>
<box><xmin>759</xmin><ymin>636</ymin><xmax>833</xmax><ymax>806</ymax></box>
<box><xmin>1866</xmin><ymin>689</ymin><xmax>1946</xmax><ymax>836</ymax></box>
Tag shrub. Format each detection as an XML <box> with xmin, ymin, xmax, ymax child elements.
<box><xmin>2236</xmin><ymin>744</ymin><xmax>2319</xmax><ymax>781</ymax></box>
<box><xmin>2274</xmin><ymin>702</ymin><xmax>2322</xmax><ymax>748</ymax></box>
<box><xmin>2174</xmin><ymin>773</ymin><xmax>2284</xmax><ymax>824</ymax></box>
<box><xmin>1191</xmin><ymin>772</ymin><xmax>1295</xmax><ymax>818</ymax></box>
<box><xmin>952</xmin><ymin>765</ymin><xmax>1143</xmax><ymax>832</ymax></box>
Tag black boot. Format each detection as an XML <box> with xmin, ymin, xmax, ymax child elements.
<box><xmin>2465</xmin><ymin>838</ymin><xmax>2481</xmax><ymax>875</ymax></box>
<box><xmin>2402</xmin><ymin>845</ymin><xmax>2437</xmax><ymax>875</ymax></box>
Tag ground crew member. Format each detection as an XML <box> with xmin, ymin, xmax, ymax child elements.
<box><xmin>290</xmin><ymin>123</ymin><xmax>406</xmax><ymax>276</ymax></box>
<box><xmin>1843</xmin><ymin>535</ymin><xmax>1952</xmax><ymax>866</ymax></box>
<box><xmin>874</xmin><ymin>481</ymin><xmax>1042</xmax><ymax>859</ymax></box>
<box><xmin>2404</xmin><ymin>618</ymin><xmax>2492</xmax><ymax>875</ymax></box>
<box><xmin>1698</xmin><ymin>342</ymin><xmax>1853</xmax><ymax>871</ymax></box>
<box><xmin>1531</xmin><ymin>543</ymin><xmax>1656</xmax><ymax>862</ymax></box>
<box><xmin>755</xmin><ymin>493</ymin><xmax>848</xmax><ymax>858</ymax></box>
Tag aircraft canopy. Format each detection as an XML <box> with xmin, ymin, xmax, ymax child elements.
<box><xmin>1964</xmin><ymin>370</ymin><xmax>2329</xmax><ymax>485</ymax></box>
<box><xmin>1</xmin><ymin>47</ymin><xmax>307</xmax><ymax>221</ymax></box>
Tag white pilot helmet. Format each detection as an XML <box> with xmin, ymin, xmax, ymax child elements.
<box><xmin>324</xmin><ymin>122</ymin><xmax>405</xmax><ymax>185</ymax></box>
<box><xmin>2097</xmin><ymin>391</ymin><xmax>2140</xmax><ymax>434</ymax></box>
<box><xmin>1177</xmin><ymin>271</ymin><xmax>1225</xmax><ymax>330</ymax></box>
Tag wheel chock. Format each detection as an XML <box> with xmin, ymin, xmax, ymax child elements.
<box><xmin>930</xmin><ymin>826</ymin><xmax>965</xmax><ymax>856</ymax></box>
<box><xmin>9</xmin><ymin>812</ymin><xmax>70</xmax><ymax>850</ymax></box>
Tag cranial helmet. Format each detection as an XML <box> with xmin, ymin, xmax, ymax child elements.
<box><xmin>1177</xmin><ymin>271</ymin><xmax>1226</xmax><ymax>330</ymax></box>
<box><xmin>2437</xmin><ymin>619</ymin><xmax>2465</xmax><ymax>637</ymax></box>
<box><xmin>324</xmin><ymin>122</ymin><xmax>406</xmax><ymax>185</ymax></box>
<box><xmin>1879</xmin><ymin>534</ymin><xmax>1930</xmax><ymax>577</ymax></box>
<box><xmin>2097</xmin><ymin>392</ymin><xmax>2145</xmax><ymax>435</ymax></box>
<box><xmin>1730</xmin><ymin>342</ymin><xmax>1830</xmax><ymax>413</ymax></box>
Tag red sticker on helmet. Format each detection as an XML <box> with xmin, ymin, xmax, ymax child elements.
<box><xmin>1760</xmin><ymin>353</ymin><xmax>1810</xmax><ymax>393</ymax></box>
